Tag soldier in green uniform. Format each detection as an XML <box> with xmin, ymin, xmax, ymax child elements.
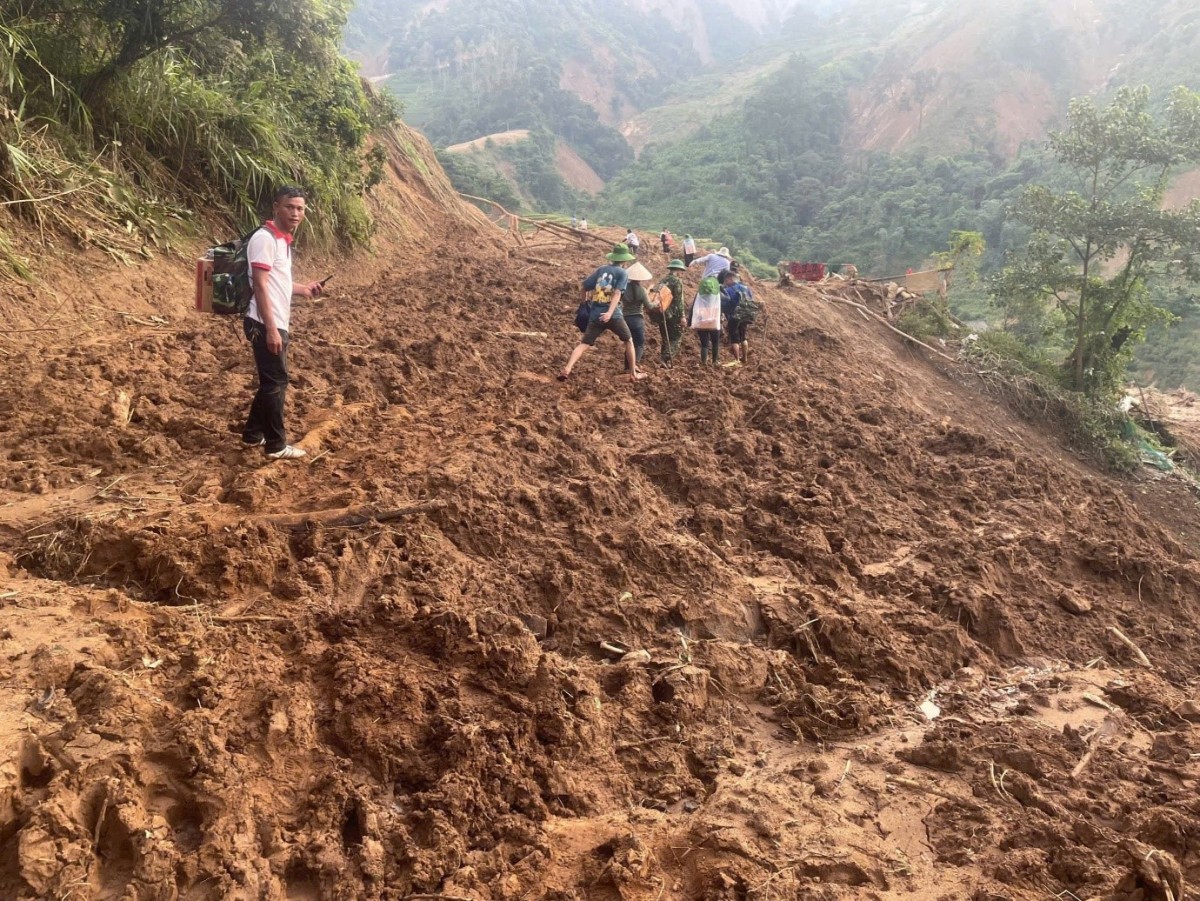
<box><xmin>659</xmin><ymin>259</ymin><xmax>687</xmax><ymax>365</ymax></box>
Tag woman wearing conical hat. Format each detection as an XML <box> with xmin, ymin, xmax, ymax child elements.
<box><xmin>622</xmin><ymin>261</ymin><xmax>654</xmax><ymax>368</ymax></box>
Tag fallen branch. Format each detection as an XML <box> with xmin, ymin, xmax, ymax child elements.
<box><xmin>1082</xmin><ymin>692</ymin><xmax>1118</xmax><ymax>713</ymax></box>
<box><xmin>518</xmin><ymin>255</ymin><xmax>565</xmax><ymax>269</ymax></box>
<box><xmin>817</xmin><ymin>293</ymin><xmax>960</xmax><ymax>364</ymax></box>
<box><xmin>1072</xmin><ymin>715</ymin><xmax>1122</xmax><ymax>780</ymax></box>
<box><xmin>258</xmin><ymin>499</ymin><xmax>447</xmax><ymax>529</ymax></box>
<box><xmin>616</xmin><ymin>736</ymin><xmax>675</xmax><ymax>751</ymax></box>
<box><xmin>457</xmin><ymin>193</ymin><xmax>611</xmax><ymax>246</ymax></box>
<box><xmin>1070</xmin><ymin>745</ymin><xmax>1101</xmax><ymax>780</ymax></box>
<box><xmin>886</xmin><ymin>776</ymin><xmax>961</xmax><ymax>803</ymax></box>
<box><xmin>0</xmin><ymin>185</ymin><xmax>91</xmax><ymax>207</ymax></box>
<box><xmin>496</xmin><ymin>331</ymin><xmax>548</xmax><ymax>339</ymax></box>
<box><xmin>1108</xmin><ymin>626</ymin><xmax>1152</xmax><ymax>668</ymax></box>
<box><xmin>117</xmin><ymin>312</ymin><xmax>170</xmax><ymax>327</ymax></box>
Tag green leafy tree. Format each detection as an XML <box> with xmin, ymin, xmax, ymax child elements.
<box><xmin>5</xmin><ymin>0</ymin><xmax>350</xmax><ymax>109</ymax></box>
<box><xmin>992</xmin><ymin>86</ymin><xmax>1200</xmax><ymax>397</ymax></box>
<box><xmin>934</xmin><ymin>230</ymin><xmax>985</xmax><ymax>290</ymax></box>
<box><xmin>0</xmin><ymin>0</ymin><xmax>392</xmax><ymax>248</ymax></box>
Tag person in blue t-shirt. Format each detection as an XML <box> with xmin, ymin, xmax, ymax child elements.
<box><xmin>719</xmin><ymin>269</ymin><xmax>754</xmax><ymax>363</ymax></box>
<box><xmin>558</xmin><ymin>244</ymin><xmax>646</xmax><ymax>382</ymax></box>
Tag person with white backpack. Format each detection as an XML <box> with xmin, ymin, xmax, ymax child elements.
<box><xmin>690</xmin><ymin>275</ymin><xmax>722</xmax><ymax>366</ymax></box>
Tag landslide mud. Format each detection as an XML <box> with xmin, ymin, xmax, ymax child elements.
<box><xmin>3</xmin><ymin>227</ymin><xmax>1200</xmax><ymax>900</ymax></box>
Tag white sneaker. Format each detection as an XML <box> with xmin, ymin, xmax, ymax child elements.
<box><xmin>266</xmin><ymin>445</ymin><xmax>307</xmax><ymax>460</ymax></box>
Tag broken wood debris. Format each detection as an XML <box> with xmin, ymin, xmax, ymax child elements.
<box><xmin>1108</xmin><ymin>626</ymin><xmax>1152</xmax><ymax>668</ymax></box>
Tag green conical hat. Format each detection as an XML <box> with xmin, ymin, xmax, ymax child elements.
<box><xmin>605</xmin><ymin>243</ymin><xmax>636</xmax><ymax>262</ymax></box>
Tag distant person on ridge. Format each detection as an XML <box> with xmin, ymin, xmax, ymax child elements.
<box><xmin>682</xmin><ymin>233</ymin><xmax>696</xmax><ymax>266</ymax></box>
<box><xmin>690</xmin><ymin>246</ymin><xmax>732</xmax><ymax>280</ymax></box>
<box><xmin>660</xmin><ymin>229</ymin><xmax>674</xmax><ymax>255</ymax></box>
<box><xmin>625</xmin><ymin>228</ymin><xmax>641</xmax><ymax>257</ymax></box>
<box><xmin>241</xmin><ymin>186</ymin><xmax>325</xmax><ymax>461</ymax></box>
<box><xmin>580</xmin><ymin>217</ymin><xmax>588</xmax><ymax>231</ymax></box>
<box><xmin>558</xmin><ymin>243</ymin><xmax>645</xmax><ymax>383</ymax></box>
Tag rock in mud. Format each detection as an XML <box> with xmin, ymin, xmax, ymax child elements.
<box><xmin>518</xmin><ymin>611</ymin><xmax>548</xmax><ymax>640</ymax></box>
<box><xmin>898</xmin><ymin>737</ymin><xmax>964</xmax><ymax>772</ymax></box>
<box><xmin>1057</xmin><ymin>590</ymin><xmax>1094</xmax><ymax>616</ymax></box>
<box><xmin>1175</xmin><ymin>699</ymin><xmax>1200</xmax><ymax>722</ymax></box>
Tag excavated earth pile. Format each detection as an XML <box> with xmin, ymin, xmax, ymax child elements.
<box><xmin>3</xmin><ymin>154</ymin><xmax>1200</xmax><ymax>898</ymax></box>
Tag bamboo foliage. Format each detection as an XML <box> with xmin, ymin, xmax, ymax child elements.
<box><xmin>0</xmin><ymin>0</ymin><xmax>394</xmax><ymax>279</ymax></box>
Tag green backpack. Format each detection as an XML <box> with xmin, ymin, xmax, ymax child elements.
<box><xmin>208</xmin><ymin>228</ymin><xmax>262</xmax><ymax>316</ymax></box>
<box><xmin>731</xmin><ymin>287</ymin><xmax>760</xmax><ymax>325</ymax></box>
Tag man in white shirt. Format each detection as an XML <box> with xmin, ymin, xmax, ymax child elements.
<box><xmin>242</xmin><ymin>186</ymin><xmax>325</xmax><ymax>461</ymax></box>
<box><xmin>682</xmin><ymin>234</ymin><xmax>697</xmax><ymax>266</ymax></box>
<box><xmin>625</xmin><ymin>228</ymin><xmax>641</xmax><ymax>256</ymax></box>
<box><xmin>690</xmin><ymin>246</ymin><xmax>732</xmax><ymax>279</ymax></box>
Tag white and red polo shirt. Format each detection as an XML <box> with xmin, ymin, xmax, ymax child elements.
<box><xmin>246</xmin><ymin>220</ymin><xmax>294</xmax><ymax>332</ymax></box>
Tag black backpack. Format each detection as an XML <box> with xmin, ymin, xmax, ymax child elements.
<box><xmin>207</xmin><ymin>228</ymin><xmax>262</xmax><ymax>315</ymax></box>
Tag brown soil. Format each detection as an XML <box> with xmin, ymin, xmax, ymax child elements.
<box><xmin>1164</xmin><ymin>167</ymin><xmax>1200</xmax><ymax>211</ymax></box>
<box><xmin>560</xmin><ymin>55</ymin><xmax>640</xmax><ymax>129</ymax></box>
<box><xmin>445</xmin><ymin>131</ymin><xmax>533</xmax><ymax>155</ymax></box>
<box><xmin>554</xmin><ymin>142</ymin><xmax>605</xmax><ymax>196</ymax></box>
<box><xmin>4</xmin><ymin>136</ymin><xmax>1200</xmax><ymax>901</ymax></box>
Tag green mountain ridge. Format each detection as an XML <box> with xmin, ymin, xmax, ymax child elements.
<box><xmin>343</xmin><ymin>0</ymin><xmax>854</xmax><ymax>208</ymax></box>
<box><xmin>599</xmin><ymin>0</ymin><xmax>1200</xmax><ymax>267</ymax></box>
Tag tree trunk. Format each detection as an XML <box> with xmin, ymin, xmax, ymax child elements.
<box><xmin>1073</xmin><ymin>243</ymin><xmax>1092</xmax><ymax>392</ymax></box>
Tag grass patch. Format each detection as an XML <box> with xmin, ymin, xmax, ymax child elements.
<box><xmin>963</xmin><ymin>333</ymin><xmax>1139</xmax><ymax>472</ymax></box>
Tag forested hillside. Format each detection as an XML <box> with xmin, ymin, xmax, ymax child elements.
<box><xmin>343</xmin><ymin>0</ymin><xmax>830</xmax><ymax>210</ymax></box>
<box><xmin>346</xmin><ymin>0</ymin><xmax>686</xmax><ymax>199</ymax></box>
<box><xmin>603</xmin><ymin>0</ymin><xmax>1200</xmax><ymax>268</ymax></box>
<box><xmin>0</xmin><ymin>0</ymin><xmax>395</xmax><ymax>275</ymax></box>
<box><xmin>597</xmin><ymin>49</ymin><xmax>1069</xmax><ymax>281</ymax></box>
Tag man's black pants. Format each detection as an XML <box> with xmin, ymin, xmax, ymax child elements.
<box><xmin>242</xmin><ymin>317</ymin><xmax>289</xmax><ymax>453</ymax></box>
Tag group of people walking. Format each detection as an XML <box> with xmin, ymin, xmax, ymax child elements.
<box><xmin>621</xmin><ymin>227</ymin><xmax>698</xmax><ymax>265</ymax></box>
<box><xmin>237</xmin><ymin>189</ymin><xmax>760</xmax><ymax>462</ymax></box>
<box><xmin>558</xmin><ymin>238</ymin><xmax>759</xmax><ymax>383</ymax></box>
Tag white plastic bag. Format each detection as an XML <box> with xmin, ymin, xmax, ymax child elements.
<box><xmin>691</xmin><ymin>293</ymin><xmax>721</xmax><ymax>330</ymax></box>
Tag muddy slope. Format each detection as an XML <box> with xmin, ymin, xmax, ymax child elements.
<box><xmin>3</xmin><ymin>203</ymin><xmax>1200</xmax><ymax>897</ymax></box>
